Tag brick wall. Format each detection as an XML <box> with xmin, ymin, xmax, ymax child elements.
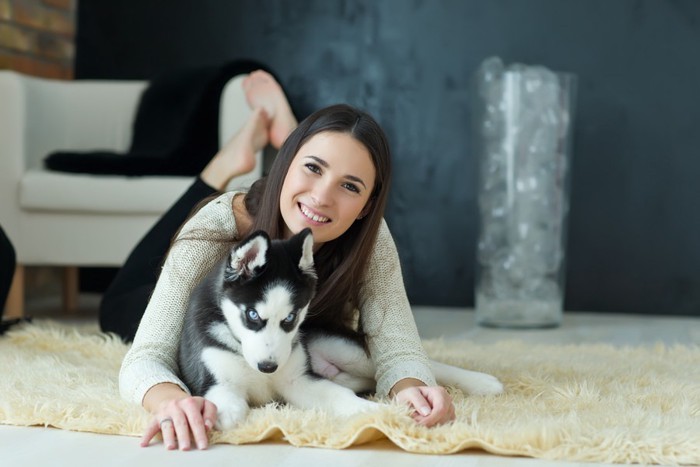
<box><xmin>0</xmin><ymin>0</ymin><xmax>75</xmax><ymax>79</ymax></box>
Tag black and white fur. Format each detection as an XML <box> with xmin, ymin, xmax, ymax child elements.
<box><xmin>178</xmin><ymin>229</ymin><xmax>503</xmax><ymax>429</ymax></box>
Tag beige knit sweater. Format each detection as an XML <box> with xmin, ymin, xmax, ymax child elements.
<box><xmin>119</xmin><ymin>191</ymin><xmax>436</xmax><ymax>405</ymax></box>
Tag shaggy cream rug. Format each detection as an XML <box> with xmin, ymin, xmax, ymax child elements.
<box><xmin>0</xmin><ymin>320</ymin><xmax>698</xmax><ymax>465</ymax></box>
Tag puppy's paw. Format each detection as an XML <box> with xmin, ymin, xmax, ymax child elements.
<box><xmin>467</xmin><ymin>372</ymin><xmax>505</xmax><ymax>395</ymax></box>
<box><xmin>205</xmin><ymin>385</ymin><xmax>250</xmax><ymax>430</ymax></box>
<box><xmin>215</xmin><ymin>401</ymin><xmax>250</xmax><ymax>430</ymax></box>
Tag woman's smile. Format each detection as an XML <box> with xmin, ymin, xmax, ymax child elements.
<box><xmin>298</xmin><ymin>202</ymin><xmax>331</xmax><ymax>224</ymax></box>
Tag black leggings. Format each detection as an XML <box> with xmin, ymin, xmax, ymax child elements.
<box><xmin>99</xmin><ymin>177</ymin><xmax>217</xmax><ymax>341</ymax></box>
<box><xmin>0</xmin><ymin>225</ymin><xmax>16</xmax><ymax>318</ymax></box>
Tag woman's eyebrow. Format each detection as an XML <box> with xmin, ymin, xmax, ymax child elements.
<box><xmin>305</xmin><ymin>155</ymin><xmax>367</xmax><ymax>189</ymax></box>
<box><xmin>345</xmin><ymin>174</ymin><xmax>367</xmax><ymax>190</ymax></box>
<box><xmin>306</xmin><ymin>155</ymin><xmax>330</xmax><ymax>168</ymax></box>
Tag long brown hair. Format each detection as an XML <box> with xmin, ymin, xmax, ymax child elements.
<box><xmin>245</xmin><ymin>104</ymin><xmax>392</xmax><ymax>336</ymax></box>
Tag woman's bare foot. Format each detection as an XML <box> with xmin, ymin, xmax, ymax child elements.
<box><xmin>201</xmin><ymin>108</ymin><xmax>270</xmax><ymax>191</ymax></box>
<box><xmin>242</xmin><ymin>70</ymin><xmax>297</xmax><ymax>149</ymax></box>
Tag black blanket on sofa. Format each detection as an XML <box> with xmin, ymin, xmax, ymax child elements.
<box><xmin>44</xmin><ymin>60</ymin><xmax>271</xmax><ymax>176</ymax></box>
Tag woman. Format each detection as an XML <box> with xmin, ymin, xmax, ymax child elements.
<box><xmin>106</xmin><ymin>71</ymin><xmax>455</xmax><ymax>451</ymax></box>
<box><xmin>0</xmin><ymin>225</ymin><xmax>16</xmax><ymax>331</ymax></box>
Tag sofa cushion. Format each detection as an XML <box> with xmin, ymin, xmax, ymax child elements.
<box><xmin>19</xmin><ymin>170</ymin><xmax>193</xmax><ymax>215</ymax></box>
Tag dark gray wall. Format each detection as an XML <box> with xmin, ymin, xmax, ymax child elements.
<box><xmin>76</xmin><ymin>0</ymin><xmax>700</xmax><ymax>315</ymax></box>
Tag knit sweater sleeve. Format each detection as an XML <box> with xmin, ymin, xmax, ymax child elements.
<box><xmin>359</xmin><ymin>219</ymin><xmax>437</xmax><ymax>397</ymax></box>
<box><xmin>119</xmin><ymin>192</ymin><xmax>238</xmax><ymax>405</ymax></box>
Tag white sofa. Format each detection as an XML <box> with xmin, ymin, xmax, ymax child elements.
<box><xmin>0</xmin><ymin>71</ymin><xmax>261</xmax><ymax>318</ymax></box>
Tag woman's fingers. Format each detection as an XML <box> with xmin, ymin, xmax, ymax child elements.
<box><xmin>420</xmin><ymin>386</ymin><xmax>454</xmax><ymax>426</ymax></box>
<box><xmin>159</xmin><ymin>417</ymin><xmax>179</xmax><ymax>450</ymax></box>
<box><xmin>141</xmin><ymin>396</ymin><xmax>216</xmax><ymax>450</ymax></box>
<box><xmin>396</xmin><ymin>386</ymin><xmax>433</xmax><ymax>425</ymax></box>
<box><xmin>395</xmin><ymin>385</ymin><xmax>455</xmax><ymax>427</ymax></box>
<box><xmin>170</xmin><ymin>412</ymin><xmax>194</xmax><ymax>450</ymax></box>
<box><xmin>396</xmin><ymin>387</ymin><xmax>432</xmax><ymax>417</ymax></box>
<box><xmin>139</xmin><ymin>418</ymin><xmax>162</xmax><ymax>447</ymax></box>
<box><xmin>181</xmin><ymin>397</ymin><xmax>215</xmax><ymax>450</ymax></box>
<box><xmin>202</xmin><ymin>399</ymin><xmax>218</xmax><ymax>431</ymax></box>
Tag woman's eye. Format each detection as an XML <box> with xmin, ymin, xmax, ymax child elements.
<box><xmin>342</xmin><ymin>183</ymin><xmax>360</xmax><ymax>193</ymax></box>
<box><xmin>283</xmin><ymin>312</ymin><xmax>296</xmax><ymax>323</ymax></box>
<box><xmin>246</xmin><ymin>308</ymin><xmax>260</xmax><ymax>321</ymax></box>
<box><xmin>305</xmin><ymin>163</ymin><xmax>321</xmax><ymax>174</ymax></box>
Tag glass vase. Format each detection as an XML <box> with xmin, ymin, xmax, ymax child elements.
<box><xmin>474</xmin><ymin>57</ymin><xmax>576</xmax><ymax>328</ymax></box>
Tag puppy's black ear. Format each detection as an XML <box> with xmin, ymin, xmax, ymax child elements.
<box><xmin>225</xmin><ymin>230</ymin><xmax>270</xmax><ymax>282</ymax></box>
<box><xmin>293</xmin><ymin>228</ymin><xmax>315</xmax><ymax>278</ymax></box>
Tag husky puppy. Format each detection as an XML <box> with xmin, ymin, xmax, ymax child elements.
<box><xmin>178</xmin><ymin>229</ymin><xmax>503</xmax><ymax>429</ymax></box>
<box><xmin>178</xmin><ymin>228</ymin><xmax>377</xmax><ymax>428</ymax></box>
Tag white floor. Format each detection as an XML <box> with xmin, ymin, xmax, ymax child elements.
<box><xmin>3</xmin><ymin>294</ymin><xmax>698</xmax><ymax>467</ymax></box>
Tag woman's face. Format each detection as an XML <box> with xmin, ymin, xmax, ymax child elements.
<box><xmin>280</xmin><ymin>131</ymin><xmax>377</xmax><ymax>246</ymax></box>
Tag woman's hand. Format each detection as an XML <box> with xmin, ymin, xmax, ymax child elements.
<box><xmin>392</xmin><ymin>379</ymin><xmax>456</xmax><ymax>427</ymax></box>
<box><xmin>140</xmin><ymin>383</ymin><xmax>218</xmax><ymax>450</ymax></box>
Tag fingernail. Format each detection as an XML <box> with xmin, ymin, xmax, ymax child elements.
<box><xmin>419</xmin><ymin>406</ymin><xmax>431</xmax><ymax>416</ymax></box>
<box><xmin>204</xmin><ymin>419</ymin><xmax>214</xmax><ymax>430</ymax></box>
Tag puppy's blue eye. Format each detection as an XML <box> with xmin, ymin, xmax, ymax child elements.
<box><xmin>246</xmin><ymin>308</ymin><xmax>260</xmax><ymax>321</ymax></box>
<box><xmin>283</xmin><ymin>312</ymin><xmax>296</xmax><ymax>323</ymax></box>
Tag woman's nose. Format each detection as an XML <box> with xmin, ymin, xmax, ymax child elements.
<box><xmin>310</xmin><ymin>179</ymin><xmax>334</xmax><ymax>206</ymax></box>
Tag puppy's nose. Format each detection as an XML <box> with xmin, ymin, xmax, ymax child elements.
<box><xmin>257</xmin><ymin>361</ymin><xmax>278</xmax><ymax>373</ymax></box>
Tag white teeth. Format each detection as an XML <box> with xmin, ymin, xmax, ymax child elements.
<box><xmin>300</xmin><ymin>204</ymin><xmax>329</xmax><ymax>223</ymax></box>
